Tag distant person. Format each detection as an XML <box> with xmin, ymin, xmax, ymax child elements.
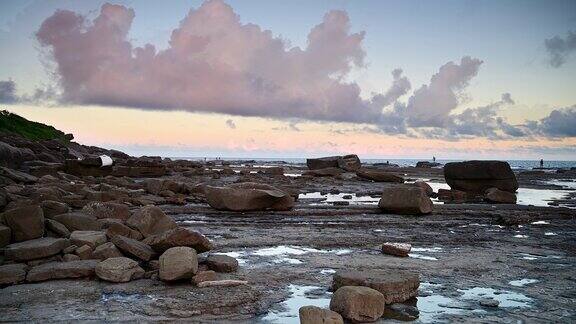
<box><xmin>386</xmin><ymin>160</ymin><xmax>389</xmax><ymax>164</ymax></box>
<box><xmin>540</xmin><ymin>159</ymin><xmax>544</xmax><ymax>168</ymax></box>
<box><xmin>433</xmin><ymin>156</ymin><xmax>436</xmax><ymax>162</ymax></box>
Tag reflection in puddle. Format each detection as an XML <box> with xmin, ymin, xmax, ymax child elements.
<box><xmin>544</xmin><ymin>232</ymin><xmax>557</xmax><ymax>236</ymax></box>
<box><xmin>320</xmin><ymin>269</ymin><xmax>336</xmax><ymax>275</ymax></box>
<box><xmin>409</xmin><ymin>254</ymin><xmax>438</xmax><ymax>261</ymax></box>
<box><xmin>218</xmin><ymin>245</ymin><xmax>353</xmax><ymax>266</ymax></box>
<box><xmin>417</xmin><ymin>295</ymin><xmax>463</xmax><ymax>322</ymax></box>
<box><xmin>513</xmin><ymin>234</ymin><xmax>529</xmax><ymax>238</ymax></box>
<box><xmin>509</xmin><ymin>279</ymin><xmax>538</xmax><ymax>287</ymax></box>
<box><xmin>409</xmin><ymin>247</ymin><xmax>442</xmax><ymax>261</ymax></box>
<box><xmin>531</xmin><ymin>221</ymin><xmax>550</xmax><ymax>225</ymax></box>
<box><xmin>458</xmin><ymin>287</ymin><xmax>532</xmax><ymax>308</ymax></box>
<box><xmin>299</xmin><ymin>192</ymin><xmax>379</xmax><ymax>205</ymax></box>
<box><xmin>262</xmin><ymin>285</ymin><xmax>331</xmax><ymax>323</ymax></box>
<box><xmin>516</xmin><ymin>188</ymin><xmax>571</xmax><ymax>207</ymax></box>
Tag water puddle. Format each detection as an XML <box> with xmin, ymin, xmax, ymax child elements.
<box><xmin>217</xmin><ymin>245</ymin><xmax>353</xmax><ymax>266</ymax></box>
<box><xmin>531</xmin><ymin>221</ymin><xmax>550</xmax><ymax>225</ymax></box>
<box><xmin>509</xmin><ymin>279</ymin><xmax>538</xmax><ymax>287</ymax></box>
<box><xmin>261</xmin><ymin>285</ymin><xmax>331</xmax><ymax>323</ymax></box>
<box><xmin>513</xmin><ymin>234</ymin><xmax>529</xmax><ymax>238</ymax></box>
<box><xmin>409</xmin><ymin>247</ymin><xmax>442</xmax><ymax>261</ymax></box>
<box><xmin>544</xmin><ymin>232</ymin><xmax>558</xmax><ymax>236</ymax></box>
<box><xmin>299</xmin><ymin>192</ymin><xmax>379</xmax><ymax>205</ymax></box>
<box><xmin>458</xmin><ymin>287</ymin><xmax>532</xmax><ymax>308</ymax></box>
<box><xmin>516</xmin><ymin>188</ymin><xmax>571</xmax><ymax>207</ymax></box>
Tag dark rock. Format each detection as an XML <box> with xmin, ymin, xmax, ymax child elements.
<box><xmin>92</xmin><ymin>242</ymin><xmax>124</xmax><ymax>260</ymax></box>
<box><xmin>191</xmin><ymin>270</ymin><xmax>218</xmax><ymax>285</ymax></box>
<box><xmin>378</xmin><ymin>186</ymin><xmax>433</xmax><ymax>215</ymax></box>
<box><xmin>82</xmin><ymin>202</ymin><xmax>131</xmax><ymax>221</ymax></box>
<box><xmin>383</xmin><ymin>303</ymin><xmax>419</xmax><ymax>321</ymax></box>
<box><xmin>26</xmin><ymin>260</ymin><xmax>98</xmax><ymax>282</ymax></box>
<box><xmin>2</xmin><ymin>205</ymin><xmax>45</xmax><ymax>242</ymax></box>
<box><xmin>70</xmin><ymin>230</ymin><xmax>107</xmax><ymax>249</ymax></box>
<box><xmin>143</xmin><ymin>227</ymin><xmax>212</xmax><ymax>253</ymax></box>
<box><xmin>126</xmin><ymin>205</ymin><xmax>176</xmax><ymax>238</ymax></box>
<box><xmin>356</xmin><ymin>168</ymin><xmax>404</xmax><ymax>183</ymax></box>
<box><xmin>53</xmin><ymin>212</ymin><xmax>102</xmax><ymax>231</ymax></box>
<box><xmin>0</xmin><ymin>167</ymin><xmax>38</xmax><ymax>183</ymax></box>
<box><xmin>112</xmin><ymin>235</ymin><xmax>155</xmax><ymax>261</ymax></box>
<box><xmin>204</xmin><ymin>182</ymin><xmax>294</xmax><ymax>211</ymax></box>
<box><xmin>0</xmin><ymin>263</ymin><xmax>28</xmax><ymax>285</ymax></box>
<box><xmin>206</xmin><ymin>254</ymin><xmax>239</xmax><ymax>273</ymax></box>
<box><xmin>0</xmin><ymin>225</ymin><xmax>12</xmax><ymax>248</ymax></box>
<box><xmin>444</xmin><ymin>160</ymin><xmax>518</xmax><ymax>193</ymax></box>
<box><xmin>485</xmin><ymin>187</ymin><xmax>517</xmax><ymax>204</ymax></box>
<box><xmin>103</xmin><ymin>222</ymin><xmax>143</xmax><ymax>240</ymax></box>
<box><xmin>45</xmin><ymin>219</ymin><xmax>71</xmax><ymax>238</ymax></box>
<box><xmin>40</xmin><ymin>200</ymin><xmax>70</xmax><ymax>218</ymax></box>
<box><xmin>303</xmin><ymin>167</ymin><xmax>344</xmax><ymax>177</ymax></box>
<box><xmin>5</xmin><ymin>237</ymin><xmax>70</xmax><ymax>262</ymax></box>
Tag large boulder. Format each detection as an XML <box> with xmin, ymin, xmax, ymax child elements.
<box><xmin>332</xmin><ymin>270</ymin><xmax>419</xmax><ymax>304</ymax></box>
<box><xmin>378</xmin><ymin>186</ymin><xmax>433</xmax><ymax>215</ymax></box>
<box><xmin>299</xmin><ymin>306</ymin><xmax>344</xmax><ymax>324</ymax></box>
<box><xmin>0</xmin><ymin>141</ymin><xmax>35</xmax><ymax>168</ymax></box>
<box><xmin>53</xmin><ymin>212</ymin><xmax>102</xmax><ymax>231</ymax></box>
<box><xmin>0</xmin><ymin>263</ymin><xmax>27</xmax><ymax>285</ymax></box>
<box><xmin>70</xmin><ymin>231</ymin><xmax>107</xmax><ymax>249</ymax></box>
<box><xmin>307</xmin><ymin>155</ymin><xmax>361</xmax><ymax>171</ymax></box>
<box><xmin>112</xmin><ymin>235</ymin><xmax>155</xmax><ymax>261</ymax></box>
<box><xmin>444</xmin><ymin>160</ymin><xmax>518</xmax><ymax>193</ymax></box>
<box><xmin>40</xmin><ymin>200</ymin><xmax>70</xmax><ymax>218</ymax></box>
<box><xmin>82</xmin><ymin>202</ymin><xmax>131</xmax><ymax>221</ymax></box>
<box><xmin>26</xmin><ymin>260</ymin><xmax>98</xmax><ymax>282</ymax></box>
<box><xmin>143</xmin><ymin>227</ymin><xmax>212</xmax><ymax>253</ymax></box>
<box><xmin>204</xmin><ymin>182</ymin><xmax>294</xmax><ymax>211</ymax></box>
<box><xmin>159</xmin><ymin>247</ymin><xmax>198</xmax><ymax>281</ymax></box>
<box><xmin>2</xmin><ymin>205</ymin><xmax>45</xmax><ymax>242</ymax></box>
<box><xmin>485</xmin><ymin>187</ymin><xmax>517</xmax><ymax>204</ymax></box>
<box><xmin>356</xmin><ymin>169</ymin><xmax>404</xmax><ymax>183</ymax></box>
<box><xmin>95</xmin><ymin>257</ymin><xmax>145</xmax><ymax>282</ymax></box>
<box><xmin>4</xmin><ymin>237</ymin><xmax>70</xmax><ymax>262</ymax></box>
<box><xmin>329</xmin><ymin>286</ymin><xmax>385</xmax><ymax>323</ymax></box>
<box><xmin>126</xmin><ymin>205</ymin><xmax>176</xmax><ymax>238</ymax></box>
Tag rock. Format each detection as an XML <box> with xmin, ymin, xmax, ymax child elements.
<box><xmin>413</xmin><ymin>181</ymin><xmax>434</xmax><ymax>197</ymax></box>
<box><xmin>261</xmin><ymin>167</ymin><xmax>284</xmax><ymax>175</ymax></box>
<box><xmin>63</xmin><ymin>254</ymin><xmax>80</xmax><ymax>262</ymax></box>
<box><xmin>112</xmin><ymin>235</ymin><xmax>155</xmax><ymax>261</ymax></box>
<box><xmin>444</xmin><ymin>160</ymin><xmax>518</xmax><ymax>193</ymax></box>
<box><xmin>383</xmin><ymin>303</ymin><xmax>419</xmax><ymax>321</ymax></box>
<box><xmin>196</xmin><ymin>280</ymin><xmax>248</xmax><ymax>288</ymax></box>
<box><xmin>485</xmin><ymin>187</ymin><xmax>517</xmax><ymax>204</ymax></box>
<box><xmin>0</xmin><ymin>225</ymin><xmax>11</xmax><ymax>248</ymax></box>
<box><xmin>143</xmin><ymin>227</ymin><xmax>212</xmax><ymax>253</ymax></box>
<box><xmin>191</xmin><ymin>270</ymin><xmax>218</xmax><ymax>285</ymax></box>
<box><xmin>0</xmin><ymin>141</ymin><xmax>35</xmax><ymax>169</ymax></box>
<box><xmin>303</xmin><ymin>167</ymin><xmax>344</xmax><ymax>177</ymax></box>
<box><xmin>26</xmin><ymin>260</ymin><xmax>98</xmax><ymax>282</ymax></box>
<box><xmin>159</xmin><ymin>247</ymin><xmax>198</xmax><ymax>281</ymax></box>
<box><xmin>126</xmin><ymin>205</ymin><xmax>177</xmax><ymax>238</ymax></box>
<box><xmin>82</xmin><ymin>202</ymin><xmax>131</xmax><ymax>221</ymax></box>
<box><xmin>5</xmin><ymin>237</ymin><xmax>70</xmax><ymax>262</ymax></box>
<box><xmin>479</xmin><ymin>298</ymin><xmax>500</xmax><ymax>308</ymax></box>
<box><xmin>307</xmin><ymin>155</ymin><xmax>361</xmax><ymax>171</ymax></box>
<box><xmin>437</xmin><ymin>189</ymin><xmax>468</xmax><ymax>203</ymax></box>
<box><xmin>206</xmin><ymin>254</ymin><xmax>239</xmax><ymax>273</ymax></box>
<box><xmin>337</xmin><ymin>154</ymin><xmax>362</xmax><ymax>171</ymax></box>
<box><xmin>63</xmin><ymin>244</ymin><xmax>77</xmax><ymax>254</ymax></box>
<box><xmin>378</xmin><ymin>186</ymin><xmax>433</xmax><ymax>215</ymax></box>
<box><xmin>356</xmin><ymin>168</ymin><xmax>404</xmax><ymax>183</ymax></box>
<box><xmin>205</xmin><ymin>182</ymin><xmax>294</xmax><ymax>211</ymax></box>
<box><xmin>26</xmin><ymin>255</ymin><xmax>62</xmax><ymax>266</ymax></box>
<box><xmin>70</xmin><ymin>231</ymin><xmax>107</xmax><ymax>248</ymax></box>
<box><xmin>381</xmin><ymin>243</ymin><xmax>411</xmax><ymax>257</ymax></box>
<box><xmin>416</xmin><ymin>161</ymin><xmax>441</xmax><ymax>168</ymax></box>
<box><xmin>92</xmin><ymin>242</ymin><xmax>124</xmax><ymax>260</ymax></box>
<box><xmin>329</xmin><ymin>286</ymin><xmax>385</xmax><ymax>323</ymax></box>
<box><xmin>0</xmin><ymin>166</ymin><xmax>38</xmax><ymax>183</ymax></box>
<box><xmin>299</xmin><ymin>306</ymin><xmax>344</xmax><ymax>324</ymax></box>
<box><xmin>95</xmin><ymin>257</ymin><xmax>145</xmax><ymax>283</ymax></box>
<box><xmin>103</xmin><ymin>222</ymin><xmax>143</xmax><ymax>240</ymax></box>
<box><xmin>332</xmin><ymin>270</ymin><xmax>419</xmax><ymax>304</ymax></box>
<box><xmin>75</xmin><ymin>244</ymin><xmax>93</xmax><ymax>260</ymax></box>
<box><xmin>53</xmin><ymin>212</ymin><xmax>102</xmax><ymax>231</ymax></box>
<box><xmin>2</xmin><ymin>205</ymin><xmax>45</xmax><ymax>242</ymax></box>
<box><xmin>40</xmin><ymin>200</ymin><xmax>70</xmax><ymax>218</ymax></box>
<box><xmin>0</xmin><ymin>263</ymin><xmax>27</xmax><ymax>285</ymax></box>
<box><xmin>45</xmin><ymin>219</ymin><xmax>71</xmax><ymax>238</ymax></box>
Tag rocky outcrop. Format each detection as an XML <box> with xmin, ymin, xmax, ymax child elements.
<box><xmin>159</xmin><ymin>247</ymin><xmax>198</xmax><ymax>281</ymax></box>
<box><xmin>204</xmin><ymin>182</ymin><xmax>294</xmax><ymax>211</ymax></box>
<box><xmin>307</xmin><ymin>154</ymin><xmax>361</xmax><ymax>171</ymax></box>
<box><xmin>95</xmin><ymin>257</ymin><xmax>144</xmax><ymax>282</ymax></box>
<box><xmin>126</xmin><ymin>205</ymin><xmax>177</xmax><ymax>238</ymax></box>
<box><xmin>2</xmin><ymin>205</ymin><xmax>45</xmax><ymax>242</ymax></box>
<box><xmin>378</xmin><ymin>186</ymin><xmax>433</xmax><ymax>215</ymax></box>
<box><xmin>332</xmin><ymin>270</ymin><xmax>419</xmax><ymax>304</ymax></box>
<box><xmin>26</xmin><ymin>260</ymin><xmax>98</xmax><ymax>282</ymax></box>
<box><xmin>299</xmin><ymin>306</ymin><xmax>344</xmax><ymax>324</ymax></box>
<box><xmin>444</xmin><ymin>160</ymin><xmax>518</xmax><ymax>193</ymax></box>
<box><xmin>143</xmin><ymin>227</ymin><xmax>212</xmax><ymax>253</ymax></box>
<box><xmin>5</xmin><ymin>237</ymin><xmax>70</xmax><ymax>262</ymax></box>
<box><xmin>330</xmin><ymin>286</ymin><xmax>385</xmax><ymax>323</ymax></box>
<box><xmin>356</xmin><ymin>169</ymin><xmax>404</xmax><ymax>183</ymax></box>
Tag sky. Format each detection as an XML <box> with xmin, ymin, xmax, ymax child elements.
<box><xmin>0</xmin><ymin>0</ymin><xmax>575</xmax><ymax>160</ymax></box>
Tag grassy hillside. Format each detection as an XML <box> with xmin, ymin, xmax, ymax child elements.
<box><xmin>0</xmin><ymin>110</ymin><xmax>72</xmax><ymax>141</ymax></box>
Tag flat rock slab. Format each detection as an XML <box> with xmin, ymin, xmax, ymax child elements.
<box><xmin>112</xmin><ymin>235</ymin><xmax>155</xmax><ymax>261</ymax></box>
<box><xmin>332</xmin><ymin>270</ymin><xmax>419</xmax><ymax>304</ymax></box>
<box><xmin>70</xmin><ymin>230</ymin><xmax>107</xmax><ymax>248</ymax></box>
<box><xmin>5</xmin><ymin>237</ymin><xmax>70</xmax><ymax>262</ymax></box>
<box><xmin>143</xmin><ymin>227</ymin><xmax>212</xmax><ymax>253</ymax></box>
<box><xmin>95</xmin><ymin>257</ymin><xmax>144</xmax><ymax>282</ymax></box>
<box><xmin>26</xmin><ymin>260</ymin><xmax>98</xmax><ymax>282</ymax></box>
<box><xmin>0</xmin><ymin>263</ymin><xmax>27</xmax><ymax>285</ymax></box>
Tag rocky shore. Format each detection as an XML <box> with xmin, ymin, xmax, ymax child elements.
<box><xmin>1</xmin><ymin>112</ymin><xmax>575</xmax><ymax>322</ymax></box>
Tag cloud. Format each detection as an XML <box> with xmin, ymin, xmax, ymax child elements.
<box><xmin>371</xmin><ymin>68</ymin><xmax>411</xmax><ymax>108</ymax></box>
<box><xmin>225</xmin><ymin>119</ymin><xmax>236</xmax><ymax>129</ymax></box>
<box><xmin>545</xmin><ymin>30</ymin><xmax>576</xmax><ymax>68</ymax></box>
<box><xmin>0</xmin><ymin>80</ymin><xmax>18</xmax><ymax>103</ymax></box>
<box><xmin>405</xmin><ymin>56</ymin><xmax>483</xmax><ymax>127</ymax></box>
<box><xmin>535</xmin><ymin>106</ymin><xmax>576</xmax><ymax>137</ymax></box>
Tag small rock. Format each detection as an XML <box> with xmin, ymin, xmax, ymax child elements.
<box><xmin>330</xmin><ymin>286</ymin><xmax>385</xmax><ymax>323</ymax></box>
<box><xmin>206</xmin><ymin>254</ymin><xmax>239</xmax><ymax>273</ymax></box>
<box><xmin>63</xmin><ymin>254</ymin><xmax>81</xmax><ymax>262</ymax></box>
<box><xmin>299</xmin><ymin>305</ymin><xmax>344</xmax><ymax>324</ymax></box>
<box><xmin>75</xmin><ymin>244</ymin><xmax>93</xmax><ymax>260</ymax></box>
<box><xmin>70</xmin><ymin>230</ymin><xmax>107</xmax><ymax>249</ymax></box>
<box><xmin>381</xmin><ymin>242</ymin><xmax>411</xmax><ymax>257</ymax></box>
<box><xmin>159</xmin><ymin>246</ymin><xmax>198</xmax><ymax>281</ymax></box>
<box><xmin>92</xmin><ymin>242</ymin><xmax>124</xmax><ymax>260</ymax></box>
<box><xmin>95</xmin><ymin>257</ymin><xmax>145</xmax><ymax>282</ymax></box>
<box><xmin>479</xmin><ymin>298</ymin><xmax>500</xmax><ymax>308</ymax></box>
<box><xmin>40</xmin><ymin>200</ymin><xmax>70</xmax><ymax>218</ymax></box>
<box><xmin>191</xmin><ymin>270</ymin><xmax>217</xmax><ymax>285</ymax></box>
<box><xmin>485</xmin><ymin>187</ymin><xmax>517</xmax><ymax>204</ymax></box>
<box><xmin>356</xmin><ymin>168</ymin><xmax>404</xmax><ymax>183</ymax></box>
<box><xmin>196</xmin><ymin>280</ymin><xmax>248</xmax><ymax>288</ymax></box>
<box><xmin>103</xmin><ymin>222</ymin><xmax>143</xmax><ymax>240</ymax></box>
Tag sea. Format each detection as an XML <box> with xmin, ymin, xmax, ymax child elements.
<box><xmin>174</xmin><ymin>157</ymin><xmax>576</xmax><ymax>170</ymax></box>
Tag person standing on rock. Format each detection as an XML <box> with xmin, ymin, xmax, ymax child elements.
<box><xmin>433</xmin><ymin>156</ymin><xmax>436</xmax><ymax>162</ymax></box>
<box><xmin>540</xmin><ymin>159</ymin><xmax>544</xmax><ymax>168</ymax></box>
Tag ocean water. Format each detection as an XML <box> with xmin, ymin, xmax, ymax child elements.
<box><xmin>176</xmin><ymin>157</ymin><xmax>576</xmax><ymax>170</ymax></box>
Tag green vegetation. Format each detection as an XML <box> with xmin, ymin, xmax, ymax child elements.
<box><xmin>0</xmin><ymin>110</ymin><xmax>72</xmax><ymax>141</ymax></box>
